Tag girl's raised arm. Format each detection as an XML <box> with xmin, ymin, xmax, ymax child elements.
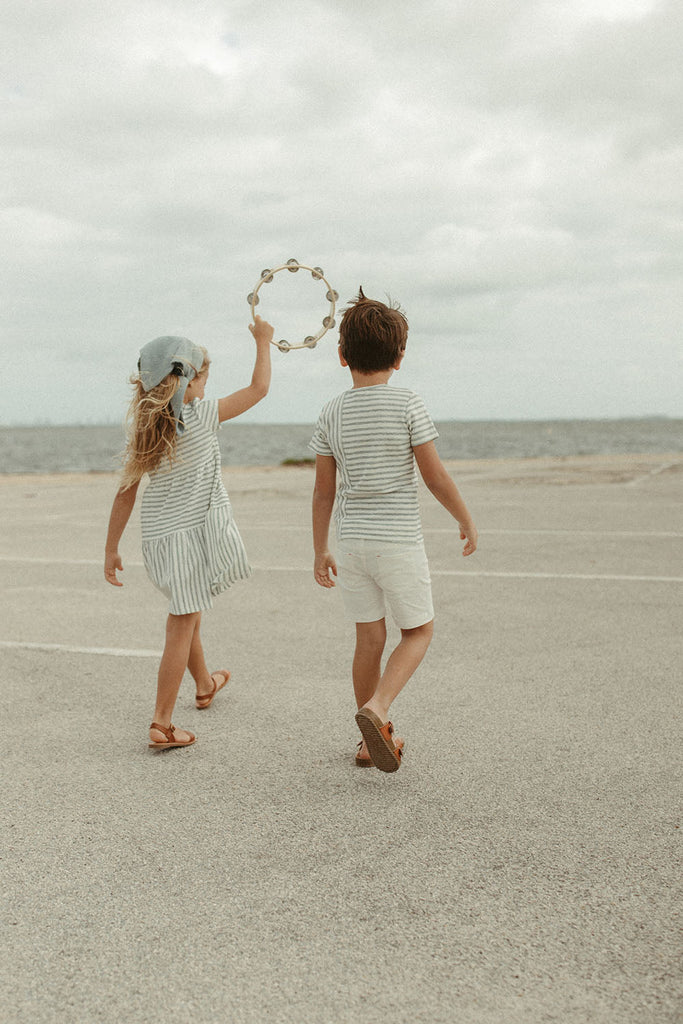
<box><xmin>218</xmin><ymin>315</ymin><xmax>273</xmax><ymax>423</ymax></box>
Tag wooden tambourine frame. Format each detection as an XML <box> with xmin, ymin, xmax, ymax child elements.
<box><xmin>247</xmin><ymin>259</ymin><xmax>338</xmax><ymax>351</ymax></box>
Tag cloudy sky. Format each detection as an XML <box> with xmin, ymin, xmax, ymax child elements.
<box><xmin>2</xmin><ymin>0</ymin><xmax>681</xmax><ymax>425</ymax></box>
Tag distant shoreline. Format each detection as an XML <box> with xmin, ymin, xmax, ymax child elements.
<box><xmin>0</xmin><ymin>415</ymin><xmax>678</xmax><ymax>430</ymax></box>
<box><xmin>2</xmin><ymin>452</ymin><xmax>682</xmax><ymax>487</ymax></box>
<box><xmin>1</xmin><ymin>419</ymin><xmax>681</xmax><ymax>475</ymax></box>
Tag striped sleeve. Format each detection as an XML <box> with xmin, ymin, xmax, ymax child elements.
<box><xmin>406</xmin><ymin>393</ymin><xmax>438</xmax><ymax>448</ymax></box>
<box><xmin>309</xmin><ymin>410</ymin><xmax>333</xmax><ymax>456</ymax></box>
<box><xmin>194</xmin><ymin>398</ymin><xmax>220</xmax><ymax>432</ymax></box>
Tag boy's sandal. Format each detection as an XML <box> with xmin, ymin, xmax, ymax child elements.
<box><xmin>195</xmin><ymin>669</ymin><xmax>230</xmax><ymax>710</ymax></box>
<box><xmin>354</xmin><ymin>707</ymin><xmax>403</xmax><ymax>773</ymax></box>
<box><xmin>355</xmin><ymin>741</ymin><xmax>373</xmax><ymax>767</ymax></box>
<box><xmin>148</xmin><ymin>722</ymin><xmax>196</xmax><ymax>750</ymax></box>
<box><xmin>355</xmin><ymin>737</ymin><xmax>404</xmax><ymax>768</ymax></box>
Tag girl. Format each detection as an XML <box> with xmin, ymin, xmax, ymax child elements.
<box><xmin>104</xmin><ymin>316</ymin><xmax>274</xmax><ymax>750</ymax></box>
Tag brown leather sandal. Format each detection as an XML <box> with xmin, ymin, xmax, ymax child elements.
<box><xmin>195</xmin><ymin>669</ymin><xmax>230</xmax><ymax>710</ymax></box>
<box><xmin>148</xmin><ymin>722</ymin><xmax>196</xmax><ymax>750</ymax></box>
<box><xmin>355</xmin><ymin>741</ymin><xmax>373</xmax><ymax>767</ymax></box>
<box><xmin>355</xmin><ymin>707</ymin><xmax>403</xmax><ymax>773</ymax></box>
<box><xmin>355</xmin><ymin>737</ymin><xmax>404</xmax><ymax>767</ymax></box>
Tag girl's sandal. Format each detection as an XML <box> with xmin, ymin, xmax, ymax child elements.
<box><xmin>355</xmin><ymin>707</ymin><xmax>404</xmax><ymax>773</ymax></box>
<box><xmin>195</xmin><ymin>669</ymin><xmax>230</xmax><ymax>710</ymax></box>
<box><xmin>148</xmin><ymin>722</ymin><xmax>196</xmax><ymax>750</ymax></box>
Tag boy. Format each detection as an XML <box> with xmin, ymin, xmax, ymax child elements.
<box><xmin>309</xmin><ymin>288</ymin><xmax>477</xmax><ymax>773</ymax></box>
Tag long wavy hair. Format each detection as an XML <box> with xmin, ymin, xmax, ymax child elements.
<box><xmin>120</xmin><ymin>351</ymin><xmax>208</xmax><ymax>488</ymax></box>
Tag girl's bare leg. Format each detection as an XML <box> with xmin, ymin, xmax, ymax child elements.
<box><xmin>149</xmin><ymin>611</ymin><xmax>200</xmax><ymax>743</ymax></box>
<box><xmin>186</xmin><ymin>613</ymin><xmax>215</xmax><ymax>700</ymax></box>
<box><xmin>362</xmin><ymin>619</ymin><xmax>434</xmax><ymax>724</ymax></box>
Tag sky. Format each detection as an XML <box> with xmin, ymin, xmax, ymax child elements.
<box><xmin>1</xmin><ymin>0</ymin><xmax>681</xmax><ymax>425</ymax></box>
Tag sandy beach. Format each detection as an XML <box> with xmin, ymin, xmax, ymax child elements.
<box><xmin>1</xmin><ymin>453</ymin><xmax>681</xmax><ymax>1024</ymax></box>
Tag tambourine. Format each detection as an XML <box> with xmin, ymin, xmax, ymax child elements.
<box><xmin>247</xmin><ymin>259</ymin><xmax>338</xmax><ymax>351</ymax></box>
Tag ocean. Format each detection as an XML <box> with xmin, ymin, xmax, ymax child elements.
<box><xmin>0</xmin><ymin>418</ymin><xmax>680</xmax><ymax>475</ymax></box>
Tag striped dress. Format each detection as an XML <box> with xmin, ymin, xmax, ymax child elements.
<box><xmin>309</xmin><ymin>384</ymin><xmax>439</xmax><ymax>544</ymax></box>
<box><xmin>140</xmin><ymin>398</ymin><xmax>251</xmax><ymax>615</ymax></box>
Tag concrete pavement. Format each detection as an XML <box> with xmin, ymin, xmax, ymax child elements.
<box><xmin>1</xmin><ymin>453</ymin><xmax>681</xmax><ymax>1023</ymax></box>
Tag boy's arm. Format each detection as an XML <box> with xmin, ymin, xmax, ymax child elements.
<box><xmin>312</xmin><ymin>454</ymin><xmax>338</xmax><ymax>587</ymax></box>
<box><xmin>413</xmin><ymin>441</ymin><xmax>478</xmax><ymax>556</ymax></box>
<box><xmin>104</xmin><ymin>481</ymin><xmax>140</xmax><ymax>586</ymax></box>
<box><xmin>218</xmin><ymin>316</ymin><xmax>273</xmax><ymax>422</ymax></box>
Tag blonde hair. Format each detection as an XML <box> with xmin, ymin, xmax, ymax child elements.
<box><xmin>120</xmin><ymin>350</ymin><xmax>209</xmax><ymax>488</ymax></box>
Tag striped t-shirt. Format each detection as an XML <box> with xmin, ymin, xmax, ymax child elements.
<box><xmin>309</xmin><ymin>384</ymin><xmax>439</xmax><ymax>543</ymax></box>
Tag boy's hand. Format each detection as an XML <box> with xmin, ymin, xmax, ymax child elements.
<box><xmin>460</xmin><ymin>522</ymin><xmax>478</xmax><ymax>557</ymax></box>
<box><xmin>248</xmin><ymin>314</ymin><xmax>274</xmax><ymax>346</ymax></box>
<box><xmin>314</xmin><ymin>551</ymin><xmax>337</xmax><ymax>588</ymax></box>
<box><xmin>104</xmin><ymin>550</ymin><xmax>124</xmax><ymax>586</ymax></box>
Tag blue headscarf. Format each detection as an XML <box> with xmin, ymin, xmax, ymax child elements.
<box><xmin>137</xmin><ymin>336</ymin><xmax>206</xmax><ymax>434</ymax></box>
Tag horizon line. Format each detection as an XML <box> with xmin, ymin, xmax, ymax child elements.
<box><xmin>0</xmin><ymin>414</ymin><xmax>678</xmax><ymax>429</ymax></box>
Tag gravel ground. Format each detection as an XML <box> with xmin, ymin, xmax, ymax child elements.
<box><xmin>1</xmin><ymin>454</ymin><xmax>681</xmax><ymax>1024</ymax></box>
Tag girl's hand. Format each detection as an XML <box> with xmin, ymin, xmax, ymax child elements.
<box><xmin>104</xmin><ymin>550</ymin><xmax>124</xmax><ymax>586</ymax></box>
<box><xmin>248</xmin><ymin>314</ymin><xmax>274</xmax><ymax>346</ymax></box>
<box><xmin>314</xmin><ymin>551</ymin><xmax>337</xmax><ymax>588</ymax></box>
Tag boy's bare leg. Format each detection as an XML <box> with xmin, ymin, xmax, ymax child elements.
<box><xmin>149</xmin><ymin>611</ymin><xmax>200</xmax><ymax>743</ymax></box>
<box><xmin>186</xmin><ymin>613</ymin><xmax>215</xmax><ymax>699</ymax></box>
<box><xmin>362</xmin><ymin>620</ymin><xmax>434</xmax><ymax>725</ymax></box>
<box><xmin>353</xmin><ymin>619</ymin><xmax>387</xmax><ymax>706</ymax></box>
<box><xmin>353</xmin><ymin>619</ymin><xmax>387</xmax><ymax>757</ymax></box>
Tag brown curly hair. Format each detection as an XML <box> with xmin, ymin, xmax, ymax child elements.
<box><xmin>338</xmin><ymin>287</ymin><xmax>408</xmax><ymax>373</ymax></box>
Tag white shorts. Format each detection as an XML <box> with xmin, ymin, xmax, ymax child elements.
<box><xmin>336</xmin><ymin>538</ymin><xmax>434</xmax><ymax>629</ymax></box>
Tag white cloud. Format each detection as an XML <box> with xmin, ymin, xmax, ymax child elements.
<box><xmin>1</xmin><ymin>0</ymin><xmax>681</xmax><ymax>424</ymax></box>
